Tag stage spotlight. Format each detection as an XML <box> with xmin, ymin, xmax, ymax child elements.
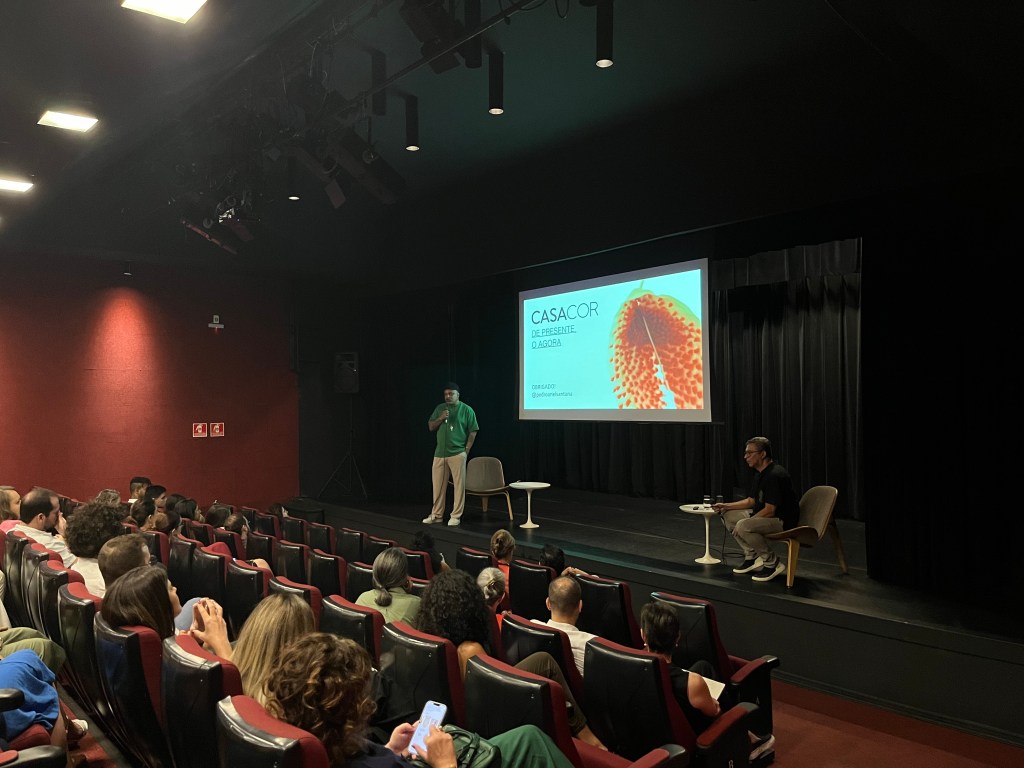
<box><xmin>399</xmin><ymin>0</ymin><xmax>465</xmax><ymax>74</ymax></box>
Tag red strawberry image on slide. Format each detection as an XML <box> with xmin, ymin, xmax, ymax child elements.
<box><xmin>609</xmin><ymin>287</ymin><xmax>703</xmax><ymax>409</ymax></box>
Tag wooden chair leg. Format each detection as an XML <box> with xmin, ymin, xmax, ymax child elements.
<box><xmin>829</xmin><ymin>522</ymin><xmax>849</xmax><ymax>574</ymax></box>
<box><xmin>481</xmin><ymin>497</ymin><xmax>489</xmax><ymax>513</ymax></box>
<box><xmin>503</xmin><ymin>492</ymin><xmax>513</xmax><ymax>521</ymax></box>
<box><xmin>785</xmin><ymin>541</ymin><xmax>800</xmax><ymax>588</ymax></box>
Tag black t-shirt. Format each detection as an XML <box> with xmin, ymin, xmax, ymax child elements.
<box><xmin>749</xmin><ymin>462</ymin><xmax>800</xmax><ymax>528</ymax></box>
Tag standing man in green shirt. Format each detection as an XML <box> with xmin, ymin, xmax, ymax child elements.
<box><xmin>423</xmin><ymin>382</ymin><xmax>479</xmax><ymax>527</ymax></box>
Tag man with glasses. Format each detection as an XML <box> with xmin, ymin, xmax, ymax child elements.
<box><xmin>712</xmin><ymin>436</ymin><xmax>799</xmax><ymax>582</ymax></box>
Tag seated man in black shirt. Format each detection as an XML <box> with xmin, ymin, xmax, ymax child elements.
<box><xmin>713</xmin><ymin>436</ymin><xmax>800</xmax><ymax>583</ymax></box>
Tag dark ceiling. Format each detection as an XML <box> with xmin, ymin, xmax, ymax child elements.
<box><xmin>2</xmin><ymin>1</ymin><xmax>1023</xmax><ymax>283</ymax></box>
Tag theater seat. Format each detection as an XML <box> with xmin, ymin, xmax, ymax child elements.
<box><xmin>584</xmin><ymin>636</ymin><xmax>756</xmax><ymax>765</ymax></box>
<box><xmin>320</xmin><ymin>594</ymin><xmax>384</xmax><ymax>664</ymax></box>
<box><xmin>0</xmin><ymin>689</ymin><xmax>66</xmax><ymax>767</ymax></box>
<box><xmin>378</xmin><ymin>622</ymin><xmax>465</xmax><ymax>729</ymax></box>
<box><xmin>576</xmin><ymin>573</ymin><xmax>643</xmax><ymax>648</ymax></box>
<box><xmin>163</xmin><ymin>634</ymin><xmax>243</xmax><ymax>768</ymax></box>
<box><xmin>507</xmin><ymin>559</ymin><xmax>555</xmax><ymax>621</ymax></box>
<box><xmin>94</xmin><ymin>617</ymin><xmax>175</xmax><ymax>768</ymax></box>
<box><xmin>651</xmin><ymin>591</ymin><xmax>779</xmax><ymax>738</ymax></box>
<box><xmin>57</xmin><ymin>584</ymin><xmax>113</xmax><ymax>734</ymax></box>
<box><xmin>345</xmin><ymin>561</ymin><xmax>374</xmax><ymax>603</ymax></box>
<box><xmin>454</xmin><ymin>546</ymin><xmax>496</xmax><ymax>579</ymax></box>
<box><xmin>500</xmin><ymin>613</ymin><xmax>584</xmax><ymax>703</ymax></box>
<box><xmin>216</xmin><ymin>695</ymin><xmax>329</xmax><ymax>768</ymax></box>
<box><xmin>307</xmin><ymin>522</ymin><xmax>337</xmax><ymax>555</ymax></box>
<box><xmin>268</xmin><ymin>576</ymin><xmax>323</xmax><ymax>628</ymax></box>
<box><xmin>224</xmin><ymin>560</ymin><xmax>272</xmax><ymax>637</ymax></box>
<box><xmin>464</xmin><ymin>653</ymin><xmax>687</xmax><ymax>768</ymax></box>
<box><xmin>308</xmin><ymin>549</ymin><xmax>347</xmax><ymax>601</ymax></box>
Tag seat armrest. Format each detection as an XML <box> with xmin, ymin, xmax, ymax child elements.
<box><xmin>627</xmin><ymin>745</ymin><xmax>689</xmax><ymax>768</ymax></box>
<box><xmin>694</xmin><ymin>702</ymin><xmax>755</xmax><ymax>763</ymax></box>
<box><xmin>727</xmin><ymin>656</ymin><xmax>778</xmax><ymax>738</ymax></box>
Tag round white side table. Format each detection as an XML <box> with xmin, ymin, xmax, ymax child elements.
<box><xmin>680</xmin><ymin>504</ymin><xmax>722</xmax><ymax>564</ymax></box>
<box><xmin>509</xmin><ymin>482</ymin><xmax>550</xmax><ymax>529</ymax></box>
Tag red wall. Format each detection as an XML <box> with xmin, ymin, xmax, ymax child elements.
<box><xmin>0</xmin><ymin>252</ymin><xmax>299</xmax><ymax>509</ymax></box>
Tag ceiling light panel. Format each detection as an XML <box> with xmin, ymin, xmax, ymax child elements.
<box><xmin>0</xmin><ymin>179</ymin><xmax>34</xmax><ymax>193</ymax></box>
<box><xmin>122</xmin><ymin>0</ymin><xmax>207</xmax><ymax>24</ymax></box>
<box><xmin>38</xmin><ymin>111</ymin><xmax>98</xmax><ymax>132</ymax></box>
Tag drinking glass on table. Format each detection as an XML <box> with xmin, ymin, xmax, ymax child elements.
<box><xmin>703</xmin><ymin>494</ymin><xmax>712</xmax><ymax>508</ymax></box>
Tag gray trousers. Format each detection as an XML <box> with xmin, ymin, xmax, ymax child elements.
<box><xmin>721</xmin><ymin>510</ymin><xmax>783</xmax><ymax>565</ymax></box>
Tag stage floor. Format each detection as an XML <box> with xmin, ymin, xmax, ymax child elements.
<box><xmin>292</xmin><ymin>485</ymin><xmax>1024</xmax><ymax>746</ymax></box>
<box><xmin>302</xmin><ymin>485</ymin><xmax>1018</xmax><ymax>644</ymax></box>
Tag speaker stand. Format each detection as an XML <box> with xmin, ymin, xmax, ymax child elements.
<box><xmin>317</xmin><ymin>398</ymin><xmax>368</xmax><ymax>501</ymax></box>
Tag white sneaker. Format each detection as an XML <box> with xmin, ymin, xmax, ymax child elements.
<box><xmin>421</xmin><ymin>515</ymin><xmax>442</xmax><ymax>524</ymax></box>
<box><xmin>750</xmin><ymin>733</ymin><xmax>775</xmax><ymax>762</ymax></box>
<box><xmin>447</xmin><ymin>518</ymin><xmax>461</xmax><ymax>527</ymax></box>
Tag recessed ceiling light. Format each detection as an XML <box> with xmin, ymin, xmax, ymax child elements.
<box><xmin>0</xmin><ymin>178</ymin><xmax>34</xmax><ymax>193</ymax></box>
<box><xmin>38</xmin><ymin>110</ymin><xmax>98</xmax><ymax>133</ymax></box>
<box><xmin>122</xmin><ymin>0</ymin><xmax>207</xmax><ymax>24</ymax></box>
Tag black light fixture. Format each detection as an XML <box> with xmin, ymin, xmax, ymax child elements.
<box><xmin>362</xmin><ymin>116</ymin><xmax>379</xmax><ymax>164</ymax></box>
<box><xmin>405</xmin><ymin>96</ymin><xmax>420</xmax><ymax>151</ymax></box>
<box><xmin>123</xmin><ymin>260</ymin><xmax>132</xmax><ymax>276</ymax></box>
<box><xmin>287</xmin><ymin>156</ymin><xmax>300</xmax><ymax>200</ymax></box>
<box><xmin>462</xmin><ymin>0</ymin><xmax>482</xmax><ymax>69</ymax></box>
<box><xmin>595</xmin><ymin>0</ymin><xmax>613</xmax><ymax>68</ymax></box>
<box><xmin>488</xmin><ymin>49</ymin><xmax>504</xmax><ymax>115</ymax></box>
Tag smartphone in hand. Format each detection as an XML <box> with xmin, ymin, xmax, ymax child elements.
<box><xmin>409</xmin><ymin>700</ymin><xmax>447</xmax><ymax>757</ymax></box>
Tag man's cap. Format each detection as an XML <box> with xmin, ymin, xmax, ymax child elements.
<box><xmin>444</xmin><ymin>382</ymin><xmax>460</xmax><ymax>392</ymax></box>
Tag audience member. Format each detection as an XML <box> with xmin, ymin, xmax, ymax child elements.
<box><xmin>143</xmin><ymin>484</ymin><xmax>168</xmax><ymax>512</ymax></box>
<box><xmin>227</xmin><ymin>593</ymin><xmax>315</xmax><ymax>706</ymax></box>
<box><xmin>221</xmin><ymin>513</ymin><xmax>271</xmax><ymax>570</ymax></box>
<box><xmin>100</xmin><ymin>564</ymin><xmax>180</xmax><ymax>639</ymax></box>
<box><xmin>175</xmin><ymin>498</ymin><xmax>199</xmax><ymax>521</ymax></box>
<box><xmin>713</xmin><ymin>436</ymin><xmax>799</xmax><ymax>583</ymax></box>
<box><xmin>203</xmin><ymin>502</ymin><xmax>231</xmax><ymax>529</ymax></box>
<box><xmin>416</xmin><ymin>569</ymin><xmax>605</xmax><ymax>749</ymax></box>
<box><xmin>98</xmin><ymin>533</ymin><xmax>150</xmax><ymax>586</ymax></box>
<box><xmin>476</xmin><ymin>566</ymin><xmax>507</xmax><ymax>625</ymax></box>
<box><xmin>92</xmin><ymin>488</ymin><xmax>122</xmax><ymax>507</ymax></box>
<box><xmin>0</xmin><ymin>485</ymin><xmax>22</xmax><ymax>531</ymax></box>
<box><xmin>64</xmin><ymin>500</ymin><xmax>124</xmax><ymax>596</ymax></box>
<box><xmin>410</xmin><ymin>530</ymin><xmax>449</xmax><ymax>574</ymax></box>
<box><xmin>100</xmin><ymin>564</ymin><xmax>232</xmax><ymax>660</ymax></box>
<box><xmin>164</xmin><ymin>493</ymin><xmax>185</xmax><ymax>514</ymax></box>
<box><xmin>128</xmin><ymin>476</ymin><xmax>151</xmax><ymax>503</ymax></box>
<box><xmin>129</xmin><ymin>497</ymin><xmax>155</xmax><ymax>529</ymax></box>
<box><xmin>15</xmin><ymin>487</ymin><xmax>75</xmax><ymax>567</ymax></box>
<box><xmin>639</xmin><ymin>601</ymin><xmax>722</xmax><ymax>733</ymax></box>
<box><xmin>355</xmin><ymin>547</ymin><xmax>420</xmax><ymax>627</ymax></box>
<box><xmin>538</xmin><ymin>543</ymin><xmax>590</xmax><ymax>577</ymax></box>
<box><xmin>264</xmin><ymin>633</ymin><xmax>573</xmax><ymax>768</ymax></box>
<box><xmin>143</xmin><ymin>509</ymin><xmax>181</xmax><ymax>537</ymax></box>
<box><xmin>0</xmin><ymin>649</ymin><xmax>80</xmax><ymax>767</ymax></box>
<box><xmin>489</xmin><ymin>528</ymin><xmax>516</xmax><ymax>583</ymax></box>
<box><xmin>536</xmin><ymin>575</ymin><xmax>596</xmax><ymax>676</ymax></box>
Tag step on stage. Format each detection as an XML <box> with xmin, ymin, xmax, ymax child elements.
<box><xmin>293</xmin><ymin>486</ymin><xmax>1024</xmax><ymax>748</ymax></box>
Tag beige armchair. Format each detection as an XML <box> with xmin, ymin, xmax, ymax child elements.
<box><xmin>766</xmin><ymin>484</ymin><xmax>848</xmax><ymax>588</ymax></box>
<box><xmin>451</xmin><ymin>456</ymin><xmax>513</xmax><ymax>520</ymax></box>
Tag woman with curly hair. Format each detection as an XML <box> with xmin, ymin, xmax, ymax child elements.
<box><xmin>64</xmin><ymin>499</ymin><xmax>125</xmax><ymax>596</ymax></box>
<box><xmin>415</xmin><ymin>570</ymin><xmax>606</xmax><ymax>750</ymax></box>
<box><xmin>264</xmin><ymin>633</ymin><xmax>572</xmax><ymax>768</ymax></box>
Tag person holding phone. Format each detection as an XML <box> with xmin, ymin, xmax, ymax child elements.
<box><xmin>264</xmin><ymin>633</ymin><xmax>573</xmax><ymax>768</ymax></box>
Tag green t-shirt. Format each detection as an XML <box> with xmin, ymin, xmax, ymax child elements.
<box><xmin>430</xmin><ymin>401</ymin><xmax>479</xmax><ymax>457</ymax></box>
